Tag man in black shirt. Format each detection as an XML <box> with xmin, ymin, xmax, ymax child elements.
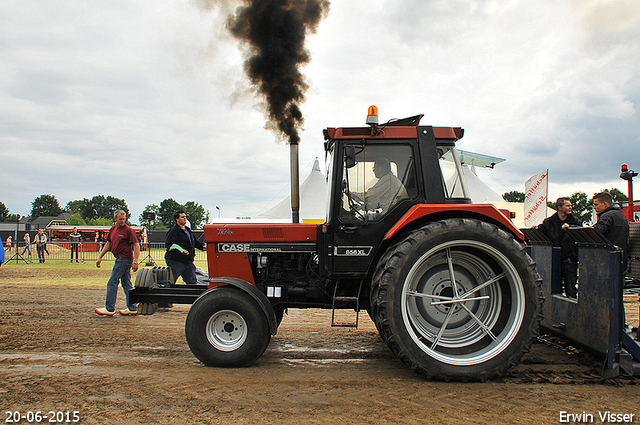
<box><xmin>593</xmin><ymin>192</ymin><xmax>630</xmax><ymax>271</ymax></box>
<box><xmin>538</xmin><ymin>197</ymin><xmax>582</xmax><ymax>298</ymax></box>
<box><xmin>165</xmin><ymin>210</ymin><xmax>206</xmax><ymax>284</ymax></box>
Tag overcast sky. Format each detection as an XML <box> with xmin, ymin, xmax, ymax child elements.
<box><xmin>1</xmin><ymin>0</ymin><xmax>639</xmax><ymax>223</ymax></box>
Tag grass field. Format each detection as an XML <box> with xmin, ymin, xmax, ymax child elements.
<box><xmin>0</xmin><ymin>258</ymin><xmax>208</xmax><ymax>286</ymax></box>
<box><xmin>2</xmin><ymin>245</ymin><xmax>207</xmax><ymax>264</ymax></box>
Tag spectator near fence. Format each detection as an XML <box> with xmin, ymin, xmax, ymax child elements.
<box><xmin>5</xmin><ymin>235</ymin><xmax>12</xmax><ymax>252</ymax></box>
<box><xmin>69</xmin><ymin>227</ymin><xmax>82</xmax><ymax>263</ymax></box>
<box><xmin>21</xmin><ymin>233</ymin><xmax>31</xmax><ymax>261</ymax></box>
<box><xmin>34</xmin><ymin>229</ymin><xmax>47</xmax><ymax>263</ymax></box>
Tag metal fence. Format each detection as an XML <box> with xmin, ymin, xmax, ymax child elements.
<box><xmin>2</xmin><ymin>242</ymin><xmax>208</xmax><ymax>264</ymax></box>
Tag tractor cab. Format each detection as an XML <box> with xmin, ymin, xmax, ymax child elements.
<box><xmin>320</xmin><ymin>107</ymin><xmax>471</xmax><ymax>276</ymax></box>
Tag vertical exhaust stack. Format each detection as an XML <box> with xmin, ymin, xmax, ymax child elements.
<box><xmin>290</xmin><ymin>142</ymin><xmax>300</xmax><ymax>223</ymax></box>
<box><xmin>225</xmin><ymin>0</ymin><xmax>330</xmax><ymax>224</ymax></box>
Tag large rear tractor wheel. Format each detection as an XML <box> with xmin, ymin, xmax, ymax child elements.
<box><xmin>185</xmin><ymin>287</ymin><xmax>271</xmax><ymax>367</ymax></box>
<box><xmin>372</xmin><ymin>218</ymin><xmax>542</xmax><ymax>381</ymax></box>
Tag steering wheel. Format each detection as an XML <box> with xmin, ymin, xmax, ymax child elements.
<box><xmin>342</xmin><ymin>182</ymin><xmax>366</xmax><ymax>222</ymax></box>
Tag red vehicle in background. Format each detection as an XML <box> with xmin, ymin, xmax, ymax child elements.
<box><xmin>47</xmin><ymin>225</ymin><xmax>146</xmax><ymax>252</ymax></box>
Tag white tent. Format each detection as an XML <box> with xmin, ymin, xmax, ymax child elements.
<box><xmin>452</xmin><ymin>165</ymin><xmax>505</xmax><ymax>203</ymax></box>
<box><xmin>255</xmin><ymin>159</ymin><xmax>327</xmax><ymax>223</ymax></box>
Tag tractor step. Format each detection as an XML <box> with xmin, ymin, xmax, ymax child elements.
<box><xmin>330</xmin><ymin>281</ymin><xmax>363</xmax><ymax>328</ymax></box>
<box><xmin>332</xmin><ymin>320</ymin><xmax>359</xmax><ymax>328</ymax></box>
<box><xmin>334</xmin><ymin>296</ymin><xmax>359</xmax><ymax>302</ymax></box>
<box><xmin>331</xmin><ymin>309</ymin><xmax>361</xmax><ymax>328</ymax></box>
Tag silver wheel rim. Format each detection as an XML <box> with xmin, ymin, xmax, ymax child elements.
<box><xmin>206</xmin><ymin>310</ymin><xmax>247</xmax><ymax>352</ymax></box>
<box><xmin>401</xmin><ymin>240</ymin><xmax>525</xmax><ymax>366</ymax></box>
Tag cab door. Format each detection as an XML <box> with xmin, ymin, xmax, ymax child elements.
<box><xmin>329</xmin><ymin>142</ymin><xmax>419</xmax><ymax>276</ymax></box>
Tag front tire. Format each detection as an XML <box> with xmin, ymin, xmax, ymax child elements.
<box><xmin>186</xmin><ymin>287</ymin><xmax>271</xmax><ymax>367</ymax></box>
<box><xmin>372</xmin><ymin>218</ymin><xmax>542</xmax><ymax>381</ymax></box>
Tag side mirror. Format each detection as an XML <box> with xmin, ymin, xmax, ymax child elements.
<box><xmin>344</xmin><ymin>146</ymin><xmax>356</xmax><ymax>169</ymax></box>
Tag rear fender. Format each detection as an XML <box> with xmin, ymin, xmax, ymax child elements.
<box><xmin>385</xmin><ymin>204</ymin><xmax>524</xmax><ymax>241</ymax></box>
<box><xmin>205</xmin><ymin>277</ymin><xmax>278</xmax><ymax>335</ymax></box>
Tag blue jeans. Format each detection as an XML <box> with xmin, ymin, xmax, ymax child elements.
<box><xmin>105</xmin><ymin>257</ymin><xmax>137</xmax><ymax>312</ymax></box>
<box><xmin>166</xmin><ymin>258</ymin><xmax>197</xmax><ymax>284</ymax></box>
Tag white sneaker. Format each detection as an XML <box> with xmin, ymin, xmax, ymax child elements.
<box><xmin>95</xmin><ymin>307</ymin><xmax>115</xmax><ymax>316</ymax></box>
<box><xmin>119</xmin><ymin>308</ymin><xmax>138</xmax><ymax>316</ymax></box>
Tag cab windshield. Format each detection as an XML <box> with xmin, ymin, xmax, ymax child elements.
<box><xmin>340</xmin><ymin>144</ymin><xmax>417</xmax><ymax>223</ymax></box>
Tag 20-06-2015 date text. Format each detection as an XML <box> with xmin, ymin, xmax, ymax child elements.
<box><xmin>5</xmin><ymin>411</ymin><xmax>80</xmax><ymax>423</ymax></box>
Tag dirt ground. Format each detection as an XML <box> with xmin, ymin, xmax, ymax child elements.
<box><xmin>1</xmin><ymin>267</ymin><xmax>640</xmax><ymax>424</ymax></box>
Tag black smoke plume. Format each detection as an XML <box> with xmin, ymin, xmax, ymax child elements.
<box><xmin>228</xmin><ymin>0</ymin><xmax>330</xmax><ymax>144</ymax></box>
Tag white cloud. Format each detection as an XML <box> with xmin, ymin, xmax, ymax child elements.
<box><xmin>1</xmin><ymin>0</ymin><xmax>639</xmax><ymax>224</ymax></box>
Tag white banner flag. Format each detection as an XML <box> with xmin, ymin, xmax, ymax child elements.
<box><xmin>524</xmin><ymin>170</ymin><xmax>548</xmax><ymax>227</ymax></box>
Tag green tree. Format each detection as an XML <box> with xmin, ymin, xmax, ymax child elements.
<box><xmin>66</xmin><ymin>213</ymin><xmax>86</xmax><ymax>226</ymax></box>
<box><xmin>151</xmin><ymin>222</ymin><xmax>168</xmax><ymax>230</ymax></box>
<box><xmin>183</xmin><ymin>201</ymin><xmax>207</xmax><ymax>229</ymax></box>
<box><xmin>89</xmin><ymin>195</ymin><xmax>130</xmax><ymax>220</ymax></box>
<box><xmin>569</xmin><ymin>191</ymin><xmax>592</xmax><ymax>224</ymax></box>
<box><xmin>502</xmin><ymin>191</ymin><xmax>525</xmax><ymax>203</ymax></box>
<box><xmin>87</xmin><ymin>217</ymin><xmax>114</xmax><ymax>226</ymax></box>
<box><xmin>579</xmin><ymin>188</ymin><xmax>629</xmax><ymax>225</ymax></box>
<box><xmin>94</xmin><ymin>195</ymin><xmax>111</xmax><ymax>219</ymax></box>
<box><xmin>66</xmin><ymin>195</ymin><xmax>130</xmax><ymax>221</ymax></box>
<box><xmin>103</xmin><ymin>196</ymin><xmax>130</xmax><ymax>219</ymax></box>
<box><xmin>606</xmin><ymin>188</ymin><xmax>628</xmax><ymax>203</ymax></box>
<box><xmin>66</xmin><ymin>199</ymin><xmax>85</xmax><ymax>215</ymax></box>
<box><xmin>0</xmin><ymin>201</ymin><xmax>9</xmax><ymax>222</ymax></box>
<box><xmin>158</xmin><ymin>198</ymin><xmax>183</xmax><ymax>228</ymax></box>
<box><xmin>1</xmin><ymin>201</ymin><xmax>23</xmax><ymax>222</ymax></box>
<box><xmin>66</xmin><ymin>198</ymin><xmax>93</xmax><ymax>219</ymax></box>
<box><xmin>4</xmin><ymin>214</ymin><xmax>20</xmax><ymax>223</ymax></box>
<box><xmin>30</xmin><ymin>194</ymin><xmax>63</xmax><ymax>219</ymax></box>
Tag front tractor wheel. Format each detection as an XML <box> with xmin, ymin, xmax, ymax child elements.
<box><xmin>372</xmin><ymin>218</ymin><xmax>541</xmax><ymax>381</ymax></box>
<box><xmin>185</xmin><ymin>287</ymin><xmax>270</xmax><ymax>367</ymax></box>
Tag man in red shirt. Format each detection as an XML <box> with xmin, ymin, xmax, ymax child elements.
<box><xmin>95</xmin><ymin>210</ymin><xmax>140</xmax><ymax>316</ymax></box>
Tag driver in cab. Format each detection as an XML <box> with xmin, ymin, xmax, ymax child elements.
<box><xmin>360</xmin><ymin>158</ymin><xmax>408</xmax><ymax>213</ymax></box>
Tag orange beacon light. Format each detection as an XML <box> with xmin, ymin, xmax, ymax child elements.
<box><xmin>366</xmin><ymin>105</ymin><xmax>379</xmax><ymax>126</ymax></box>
